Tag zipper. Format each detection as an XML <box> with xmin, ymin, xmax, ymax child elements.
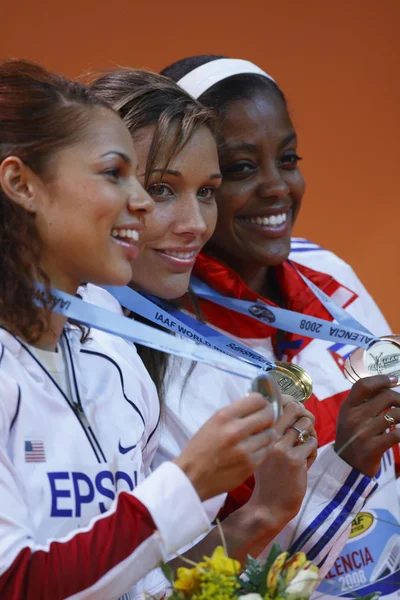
<box><xmin>62</xmin><ymin>333</ymin><xmax>107</xmax><ymax>463</ymax></box>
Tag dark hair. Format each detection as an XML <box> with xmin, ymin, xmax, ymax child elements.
<box><xmin>0</xmin><ymin>59</ymin><xmax>111</xmax><ymax>343</ymax></box>
<box><xmin>90</xmin><ymin>68</ymin><xmax>217</xmax><ymax>402</ymax></box>
<box><xmin>161</xmin><ymin>54</ymin><xmax>287</xmax><ymax>115</ymax></box>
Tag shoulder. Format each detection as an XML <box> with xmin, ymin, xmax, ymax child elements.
<box><xmin>290</xmin><ymin>238</ymin><xmax>390</xmax><ymax>334</ymax></box>
<box><xmin>78</xmin><ymin>284</ymin><xmax>124</xmax><ymax>315</ymax></box>
<box><xmin>290</xmin><ymin>238</ymin><xmax>362</xmax><ymax>289</ymax></box>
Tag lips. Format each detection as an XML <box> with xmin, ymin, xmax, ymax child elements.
<box><xmin>154</xmin><ymin>246</ymin><xmax>200</xmax><ymax>271</ymax></box>
<box><xmin>159</xmin><ymin>249</ymin><xmax>198</xmax><ymax>260</ymax></box>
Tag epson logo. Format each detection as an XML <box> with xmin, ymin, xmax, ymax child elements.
<box><xmin>248</xmin><ymin>304</ymin><xmax>276</xmax><ymax>324</ymax></box>
<box><xmin>48</xmin><ymin>470</ymin><xmax>138</xmax><ymax>517</ymax></box>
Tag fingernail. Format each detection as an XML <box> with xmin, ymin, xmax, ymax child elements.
<box><xmin>389</xmin><ymin>376</ymin><xmax>399</xmax><ymax>385</ymax></box>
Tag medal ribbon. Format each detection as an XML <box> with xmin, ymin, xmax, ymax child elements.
<box><xmin>287</xmin><ymin>261</ymin><xmax>373</xmax><ymax>335</ymax></box>
<box><xmin>34</xmin><ymin>284</ymin><xmax>259</xmax><ymax>381</ymax></box>
<box><xmin>189</xmin><ymin>276</ymin><xmax>378</xmax><ymax>350</ymax></box>
<box><xmin>103</xmin><ymin>285</ymin><xmax>276</xmax><ymax>371</ymax></box>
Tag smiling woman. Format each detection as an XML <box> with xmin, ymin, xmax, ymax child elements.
<box><xmin>159</xmin><ymin>55</ymin><xmax>400</xmax><ymax>600</ymax></box>
<box><xmin>0</xmin><ymin>59</ymin><xmax>280</xmax><ymax>600</ymax></box>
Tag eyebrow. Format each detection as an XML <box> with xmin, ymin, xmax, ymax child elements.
<box><xmin>101</xmin><ymin>151</ymin><xmax>132</xmax><ymax>165</ymax></box>
<box><xmin>221</xmin><ymin>132</ymin><xmax>298</xmax><ymax>153</ymax></box>
<box><xmin>221</xmin><ymin>141</ymin><xmax>258</xmax><ymax>153</ymax></box>
<box><xmin>278</xmin><ymin>132</ymin><xmax>297</xmax><ymax>151</ymax></box>
<box><xmin>149</xmin><ymin>168</ymin><xmax>222</xmax><ymax>180</ymax></box>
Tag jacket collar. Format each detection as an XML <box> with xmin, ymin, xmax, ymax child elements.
<box><xmin>191</xmin><ymin>252</ymin><xmax>358</xmax><ymax>359</ymax></box>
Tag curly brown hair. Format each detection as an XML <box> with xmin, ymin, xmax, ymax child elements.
<box><xmin>0</xmin><ymin>59</ymin><xmax>111</xmax><ymax>343</ymax></box>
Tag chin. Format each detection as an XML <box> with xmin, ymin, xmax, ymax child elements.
<box><xmin>255</xmin><ymin>239</ymin><xmax>292</xmax><ymax>267</ymax></box>
<box><xmin>98</xmin><ymin>264</ymin><xmax>133</xmax><ymax>287</ymax></box>
<box><xmin>153</xmin><ymin>274</ymin><xmax>190</xmax><ymax>301</ymax></box>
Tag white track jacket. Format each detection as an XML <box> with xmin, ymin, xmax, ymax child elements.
<box><xmin>0</xmin><ymin>313</ymin><xmax>213</xmax><ymax>600</ymax></box>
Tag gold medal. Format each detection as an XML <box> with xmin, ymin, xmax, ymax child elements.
<box><xmin>344</xmin><ymin>335</ymin><xmax>400</xmax><ymax>382</ymax></box>
<box><xmin>269</xmin><ymin>362</ymin><xmax>313</xmax><ymax>402</ymax></box>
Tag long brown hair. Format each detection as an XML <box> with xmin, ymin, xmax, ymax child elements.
<box><xmin>0</xmin><ymin>59</ymin><xmax>111</xmax><ymax>343</ymax></box>
<box><xmin>90</xmin><ymin>68</ymin><xmax>216</xmax><ymax>401</ymax></box>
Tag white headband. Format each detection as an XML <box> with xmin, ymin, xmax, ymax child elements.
<box><xmin>177</xmin><ymin>58</ymin><xmax>275</xmax><ymax>100</ymax></box>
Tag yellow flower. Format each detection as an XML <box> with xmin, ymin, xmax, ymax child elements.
<box><xmin>199</xmin><ymin>546</ymin><xmax>241</xmax><ymax>576</ymax></box>
<box><xmin>283</xmin><ymin>552</ymin><xmax>312</xmax><ymax>584</ymax></box>
<box><xmin>266</xmin><ymin>552</ymin><xmax>289</xmax><ymax>596</ymax></box>
<box><xmin>285</xmin><ymin>565</ymin><xmax>320</xmax><ymax>599</ymax></box>
<box><xmin>266</xmin><ymin>551</ymin><xmax>320</xmax><ymax>599</ymax></box>
<box><xmin>174</xmin><ymin>566</ymin><xmax>199</xmax><ymax>591</ymax></box>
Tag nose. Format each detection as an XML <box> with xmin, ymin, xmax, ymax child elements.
<box><xmin>257</xmin><ymin>165</ymin><xmax>289</xmax><ymax>201</ymax></box>
<box><xmin>128</xmin><ymin>178</ymin><xmax>154</xmax><ymax>216</ymax></box>
<box><xmin>173</xmin><ymin>194</ymin><xmax>208</xmax><ymax>236</ymax></box>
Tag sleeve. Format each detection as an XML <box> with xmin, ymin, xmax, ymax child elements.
<box><xmin>0</xmin><ymin>379</ymin><xmax>210</xmax><ymax>599</ymax></box>
<box><xmin>257</xmin><ymin>444</ymin><xmax>378</xmax><ymax>579</ymax></box>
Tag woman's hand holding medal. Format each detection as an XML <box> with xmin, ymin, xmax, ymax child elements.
<box><xmin>334</xmin><ymin>374</ymin><xmax>400</xmax><ymax>477</ymax></box>
<box><xmin>247</xmin><ymin>397</ymin><xmax>318</xmax><ymax>526</ymax></box>
<box><xmin>174</xmin><ymin>392</ymin><xmax>278</xmax><ymax>502</ymax></box>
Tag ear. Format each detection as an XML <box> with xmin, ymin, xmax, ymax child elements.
<box><xmin>0</xmin><ymin>156</ymin><xmax>39</xmax><ymax>214</ymax></box>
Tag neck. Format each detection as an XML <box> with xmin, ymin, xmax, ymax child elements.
<box><xmin>35</xmin><ymin>312</ymin><xmax>68</xmax><ymax>351</ymax></box>
<box><xmin>205</xmin><ymin>247</ymin><xmax>269</xmax><ymax>296</ymax></box>
<box><xmin>33</xmin><ymin>271</ymin><xmax>78</xmax><ymax>351</ymax></box>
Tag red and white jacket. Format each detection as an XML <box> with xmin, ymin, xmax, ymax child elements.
<box><xmin>156</xmin><ymin>239</ymin><xmax>400</xmax><ymax>599</ymax></box>
<box><xmin>0</xmin><ymin>296</ymin><xmax>215</xmax><ymax>600</ymax></box>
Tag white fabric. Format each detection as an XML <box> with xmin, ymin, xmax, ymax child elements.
<box><xmin>156</xmin><ymin>240</ymin><xmax>399</xmax><ymax>599</ymax></box>
<box><xmin>0</xmin><ymin>293</ymin><xmax>212</xmax><ymax>600</ymax></box>
<box><xmin>177</xmin><ymin>58</ymin><xmax>275</xmax><ymax>99</ymax></box>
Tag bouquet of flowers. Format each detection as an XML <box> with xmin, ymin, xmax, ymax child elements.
<box><xmin>157</xmin><ymin>543</ymin><xmax>380</xmax><ymax>600</ymax></box>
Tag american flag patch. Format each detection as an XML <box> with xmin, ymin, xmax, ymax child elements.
<box><xmin>25</xmin><ymin>440</ymin><xmax>46</xmax><ymax>463</ymax></box>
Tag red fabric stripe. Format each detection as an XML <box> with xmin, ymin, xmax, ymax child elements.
<box><xmin>0</xmin><ymin>492</ymin><xmax>156</xmax><ymax>599</ymax></box>
<box><xmin>192</xmin><ymin>253</ymin><xmax>355</xmax><ymax>361</ymax></box>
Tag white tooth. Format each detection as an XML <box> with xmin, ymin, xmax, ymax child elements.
<box><xmin>282</xmin><ymin>213</ymin><xmax>287</xmax><ymax>222</ymax></box>
<box><xmin>276</xmin><ymin>215</ymin><xmax>283</xmax><ymax>225</ymax></box>
<box><xmin>119</xmin><ymin>229</ymin><xmax>126</xmax><ymax>237</ymax></box>
<box><xmin>128</xmin><ymin>230</ymin><xmax>133</xmax><ymax>238</ymax></box>
<box><xmin>261</xmin><ymin>217</ymin><xmax>270</xmax><ymax>225</ymax></box>
<box><xmin>131</xmin><ymin>230</ymin><xmax>139</xmax><ymax>241</ymax></box>
<box><xmin>111</xmin><ymin>229</ymin><xmax>118</xmax><ymax>237</ymax></box>
<box><xmin>270</xmin><ymin>215</ymin><xmax>277</xmax><ymax>225</ymax></box>
<box><xmin>256</xmin><ymin>217</ymin><xmax>262</xmax><ymax>224</ymax></box>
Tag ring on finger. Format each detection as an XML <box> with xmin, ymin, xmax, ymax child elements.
<box><xmin>383</xmin><ymin>412</ymin><xmax>395</xmax><ymax>426</ymax></box>
<box><xmin>290</xmin><ymin>425</ymin><xmax>311</xmax><ymax>444</ymax></box>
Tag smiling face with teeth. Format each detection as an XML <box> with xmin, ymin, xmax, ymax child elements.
<box><xmin>129</xmin><ymin>124</ymin><xmax>221</xmax><ymax>299</ymax></box>
<box><xmin>31</xmin><ymin>108</ymin><xmax>153</xmax><ymax>293</ymax></box>
<box><xmin>206</xmin><ymin>92</ymin><xmax>305</xmax><ymax>295</ymax></box>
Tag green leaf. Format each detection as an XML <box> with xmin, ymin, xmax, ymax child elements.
<box><xmin>242</xmin><ymin>554</ymin><xmax>264</xmax><ymax>590</ymax></box>
<box><xmin>259</xmin><ymin>543</ymin><xmax>283</xmax><ymax>596</ymax></box>
<box><xmin>160</xmin><ymin>561</ymin><xmax>175</xmax><ymax>584</ymax></box>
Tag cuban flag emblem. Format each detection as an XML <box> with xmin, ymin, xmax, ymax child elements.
<box><xmin>25</xmin><ymin>440</ymin><xmax>46</xmax><ymax>463</ymax></box>
<box><xmin>328</xmin><ymin>343</ymin><xmax>354</xmax><ymax>374</ymax></box>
